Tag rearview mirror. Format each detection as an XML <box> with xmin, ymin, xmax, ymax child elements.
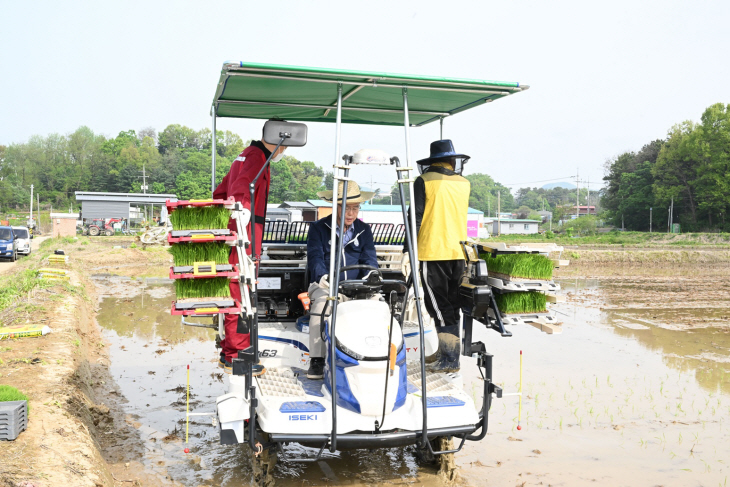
<box><xmin>262</xmin><ymin>121</ymin><xmax>308</xmax><ymax>147</ymax></box>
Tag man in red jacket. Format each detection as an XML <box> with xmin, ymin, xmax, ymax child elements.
<box><xmin>213</xmin><ymin>122</ymin><xmax>288</xmax><ymax>374</ymax></box>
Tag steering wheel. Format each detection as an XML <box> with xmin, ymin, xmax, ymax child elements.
<box><xmin>338</xmin><ymin>264</ymin><xmax>382</xmax><ymax>296</ymax></box>
<box><xmin>339</xmin><ymin>264</ymin><xmax>379</xmax><ymax>276</ymax></box>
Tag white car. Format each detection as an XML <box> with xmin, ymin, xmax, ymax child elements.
<box><xmin>11</xmin><ymin>226</ymin><xmax>32</xmax><ymax>256</ymax></box>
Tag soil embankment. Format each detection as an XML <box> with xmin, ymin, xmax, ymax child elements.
<box><xmin>0</xmin><ymin>238</ymin><xmax>172</xmax><ymax>486</ymax></box>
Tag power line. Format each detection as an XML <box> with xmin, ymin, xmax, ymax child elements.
<box><xmin>501</xmin><ymin>176</ymin><xmax>577</xmax><ymax>186</ymax></box>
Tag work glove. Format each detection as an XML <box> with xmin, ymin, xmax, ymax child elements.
<box><xmin>318</xmin><ymin>274</ymin><xmax>329</xmax><ymax>290</ymax></box>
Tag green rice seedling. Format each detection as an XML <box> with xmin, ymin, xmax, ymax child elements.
<box><xmin>170</xmin><ymin>205</ymin><xmax>230</xmax><ymax>230</ymax></box>
<box><xmin>174</xmin><ymin>278</ymin><xmax>231</xmax><ymax>299</ymax></box>
<box><xmin>494</xmin><ymin>291</ymin><xmax>547</xmax><ymax>314</ymax></box>
<box><xmin>481</xmin><ymin>253</ymin><xmax>554</xmax><ymax>280</ymax></box>
<box><xmin>168</xmin><ymin>243</ymin><xmax>230</xmax><ymax>266</ymax></box>
<box><xmin>0</xmin><ymin>385</ymin><xmax>30</xmax><ymax>411</ymax></box>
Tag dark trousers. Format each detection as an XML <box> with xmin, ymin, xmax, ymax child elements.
<box><xmin>419</xmin><ymin>260</ymin><xmax>465</xmax><ymax>336</ymax></box>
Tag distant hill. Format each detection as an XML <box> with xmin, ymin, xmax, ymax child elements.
<box><xmin>542</xmin><ymin>182</ymin><xmax>576</xmax><ymax>190</ymax></box>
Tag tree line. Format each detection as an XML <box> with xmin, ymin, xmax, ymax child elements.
<box><xmin>0</xmin><ymin>123</ymin><xmax>529</xmax><ymax>219</ymax></box>
<box><xmin>0</xmin><ymin>124</ymin><xmax>331</xmax><ymax>211</ymax></box>
<box><xmin>602</xmin><ymin>103</ymin><xmax>730</xmax><ymax>232</ymax></box>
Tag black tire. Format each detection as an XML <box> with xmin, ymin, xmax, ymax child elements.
<box><xmin>105</xmin><ymin>229</ymin><xmax>114</xmax><ymax>236</ymax></box>
<box><xmin>88</xmin><ymin>226</ymin><xmax>100</xmax><ymax>236</ymax></box>
<box><xmin>10</xmin><ymin>250</ymin><xmax>16</xmax><ymax>262</ymax></box>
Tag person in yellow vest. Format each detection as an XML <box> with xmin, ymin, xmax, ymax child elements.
<box><xmin>413</xmin><ymin>140</ymin><xmax>471</xmax><ymax>373</ymax></box>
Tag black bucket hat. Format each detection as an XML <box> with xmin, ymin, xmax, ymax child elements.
<box><xmin>416</xmin><ymin>139</ymin><xmax>470</xmax><ymax>165</ymax></box>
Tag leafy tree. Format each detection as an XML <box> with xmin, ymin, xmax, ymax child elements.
<box><xmin>269</xmin><ymin>159</ymin><xmax>295</xmax><ymax>203</ymax></box>
<box><xmin>695</xmin><ymin>103</ymin><xmax>730</xmax><ymax>226</ymax></box>
<box><xmin>562</xmin><ymin>215</ymin><xmax>598</xmax><ymax>235</ymax></box>
<box><xmin>616</xmin><ymin>161</ymin><xmax>654</xmax><ymax>230</ymax></box>
<box><xmin>176</xmin><ymin>171</ymin><xmax>210</xmax><ymax>200</ymax></box>
<box><xmin>653</xmin><ymin>122</ymin><xmax>699</xmax><ymax>225</ymax></box>
<box><xmin>466</xmin><ymin>173</ymin><xmax>513</xmax><ymax>215</ymax></box>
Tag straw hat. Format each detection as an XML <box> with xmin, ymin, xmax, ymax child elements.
<box><xmin>317</xmin><ymin>180</ymin><xmax>374</xmax><ymax>204</ymax></box>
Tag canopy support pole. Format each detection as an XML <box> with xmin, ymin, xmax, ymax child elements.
<box><xmin>327</xmin><ymin>83</ymin><xmax>344</xmax><ymax>453</ymax></box>
<box><xmin>403</xmin><ymin>87</ymin><xmax>429</xmax><ymax>448</ymax></box>
<box><xmin>211</xmin><ymin>105</ymin><xmax>217</xmax><ymax>192</ymax></box>
<box><xmin>440</xmin><ymin>117</ymin><xmax>444</xmax><ymax>139</ymax></box>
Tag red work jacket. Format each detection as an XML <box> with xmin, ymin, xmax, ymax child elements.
<box><xmin>213</xmin><ymin>141</ymin><xmax>270</xmax><ymax>258</ymax></box>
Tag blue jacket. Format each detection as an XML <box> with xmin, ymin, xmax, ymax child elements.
<box><xmin>307</xmin><ymin>216</ymin><xmax>378</xmax><ymax>284</ymax></box>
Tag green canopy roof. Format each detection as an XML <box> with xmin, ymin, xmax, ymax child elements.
<box><xmin>212</xmin><ymin>62</ymin><xmax>528</xmax><ymax>127</ymax></box>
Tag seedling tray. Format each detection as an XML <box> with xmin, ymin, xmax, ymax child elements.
<box><xmin>170</xmin><ymin>264</ymin><xmax>238</xmax><ymax>279</ymax></box>
<box><xmin>477</xmin><ymin>242</ymin><xmax>564</xmax><ymax>256</ymax></box>
<box><xmin>0</xmin><ymin>401</ymin><xmax>28</xmax><ymax>441</ymax></box>
<box><xmin>171</xmin><ymin>299</ymin><xmax>241</xmax><ymax>316</ymax></box>
<box><xmin>487</xmin><ymin>276</ymin><xmax>560</xmax><ymax>292</ymax></box>
<box><xmin>170</xmin><ymin>229</ymin><xmax>232</xmax><ymax>237</ymax></box>
<box><xmin>166</xmin><ymin>197</ymin><xmax>236</xmax><ymax>211</ymax></box>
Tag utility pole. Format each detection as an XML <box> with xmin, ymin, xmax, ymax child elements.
<box><xmin>575</xmin><ymin>169</ymin><xmax>580</xmax><ymax>219</ymax></box>
<box><xmin>587</xmin><ymin>177</ymin><xmax>590</xmax><ymax>215</ymax></box>
<box><xmin>29</xmin><ymin>184</ymin><xmax>34</xmax><ymax>226</ymax></box>
<box><xmin>670</xmin><ymin>197</ymin><xmax>674</xmax><ymax>232</ymax></box>
<box><xmin>488</xmin><ymin>197</ymin><xmax>490</xmax><ymax>218</ymax></box>
<box><xmin>141</xmin><ymin>164</ymin><xmax>148</xmax><ymax>194</ymax></box>
<box><xmin>650</xmin><ymin>207</ymin><xmax>653</xmax><ymax>233</ymax></box>
<box><xmin>667</xmin><ymin>205</ymin><xmax>671</xmax><ymax>233</ymax></box>
<box><xmin>497</xmin><ymin>190</ymin><xmax>501</xmax><ymax>236</ymax></box>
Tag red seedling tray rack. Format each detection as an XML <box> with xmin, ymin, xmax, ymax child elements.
<box><xmin>167</xmin><ymin>233</ymin><xmax>237</xmax><ymax>244</ymax></box>
<box><xmin>169</xmin><ymin>265</ymin><xmax>239</xmax><ymax>280</ymax></box>
<box><xmin>166</xmin><ymin>197</ymin><xmax>236</xmax><ymax>211</ymax></box>
<box><xmin>170</xmin><ymin>300</ymin><xmax>242</xmax><ymax>316</ymax></box>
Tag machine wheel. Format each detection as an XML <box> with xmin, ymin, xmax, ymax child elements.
<box><xmin>10</xmin><ymin>250</ymin><xmax>16</xmax><ymax>262</ymax></box>
<box><xmin>105</xmin><ymin>228</ymin><xmax>114</xmax><ymax>236</ymax></box>
<box><xmin>245</xmin><ymin>444</ymin><xmax>278</xmax><ymax>487</ymax></box>
<box><xmin>415</xmin><ymin>437</ymin><xmax>458</xmax><ymax>481</ymax></box>
<box><xmin>88</xmin><ymin>226</ymin><xmax>100</xmax><ymax>236</ymax></box>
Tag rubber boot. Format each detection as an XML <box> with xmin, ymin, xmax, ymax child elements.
<box><xmin>426</xmin><ymin>327</ymin><xmax>460</xmax><ymax>373</ymax></box>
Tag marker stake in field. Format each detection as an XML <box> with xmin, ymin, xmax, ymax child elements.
<box><xmin>517</xmin><ymin>350</ymin><xmax>523</xmax><ymax>431</ymax></box>
<box><xmin>186</xmin><ymin>364</ymin><xmax>190</xmax><ymax>445</ymax></box>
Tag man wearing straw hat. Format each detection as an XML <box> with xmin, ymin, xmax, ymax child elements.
<box><xmin>413</xmin><ymin>139</ymin><xmax>471</xmax><ymax>373</ymax></box>
<box><xmin>305</xmin><ymin>180</ymin><xmax>378</xmax><ymax>379</ymax></box>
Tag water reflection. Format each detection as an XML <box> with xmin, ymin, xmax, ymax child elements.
<box><xmin>93</xmin><ymin>275</ymin><xmax>730</xmax><ymax>486</ymax></box>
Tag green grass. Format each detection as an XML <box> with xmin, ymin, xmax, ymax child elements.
<box><xmin>39</xmin><ymin>236</ymin><xmax>77</xmax><ymax>249</ymax></box>
<box><xmin>0</xmin><ymin>268</ymin><xmax>51</xmax><ymax>312</ymax></box>
<box><xmin>168</xmin><ymin>242</ymin><xmax>230</xmax><ymax>266</ymax></box>
<box><xmin>482</xmin><ymin>253</ymin><xmax>554</xmax><ymax>280</ymax></box>
<box><xmin>169</xmin><ymin>206</ymin><xmax>230</xmax><ymax>230</ymax></box>
<box><xmin>494</xmin><ymin>291</ymin><xmax>547</xmax><ymax>314</ymax></box>
<box><xmin>0</xmin><ymin>385</ymin><xmax>30</xmax><ymax>408</ymax></box>
<box><xmin>174</xmin><ymin>278</ymin><xmax>231</xmax><ymax>299</ymax></box>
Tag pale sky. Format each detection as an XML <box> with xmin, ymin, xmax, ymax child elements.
<box><xmin>2</xmin><ymin>0</ymin><xmax>728</xmax><ymax>195</ymax></box>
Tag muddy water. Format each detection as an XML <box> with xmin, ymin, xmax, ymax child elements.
<box><xmin>458</xmin><ymin>279</ymin><xmax>730</xmax><ymax>486</ymax></box>
<box><xmin>93</xmin><ymin>275</ymin><xmax>433</xmax><ymax>486</ymax></box>
<box><xmin>93</xmin><ymin>275</ymin><xmax>730</xmax><ymax>486</ymax></box>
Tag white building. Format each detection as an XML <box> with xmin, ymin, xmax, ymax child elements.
<box><xmin>491</xmin><ymin>218</ymin><xmax>540</xmax><ymax>235</ymax></box>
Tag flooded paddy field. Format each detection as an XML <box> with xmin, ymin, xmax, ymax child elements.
<box><xmin>90</xmin><ymin>265</ymin><xmax>730</xmax><ymax>487</ymax></box>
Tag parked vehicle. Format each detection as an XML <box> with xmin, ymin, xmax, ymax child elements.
<box><xmin>83</xmin><ymin>218</ymin><xmax>115</xmax><ymax>236</ymax></box>
<box><xmin>0</xmin><ymin>226</ymin><xmax>18</xmax><ymax>262</ymax></box>
<box><xmin>11</xmin><ymin>226</ymin><xmax>32</xmax><ymax>255</ymax></box>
